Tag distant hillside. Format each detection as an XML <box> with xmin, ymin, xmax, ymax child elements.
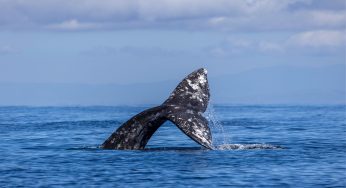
<box><xmin>0</xmin><ymin>64</ymin><xmax>344</xmax><ymax>106</ymax></box>
<box><xmin>209</xmin><ymin>64</ymin><xmax>345</xmax><ymax>104</ymax></box>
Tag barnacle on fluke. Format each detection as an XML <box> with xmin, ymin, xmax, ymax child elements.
<box><xmin>101</xmin><ymin>68</ymin><xmax>212</xmax><ymax>150</ymax></box>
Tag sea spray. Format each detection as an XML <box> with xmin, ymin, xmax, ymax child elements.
<box><xmin>204</xmin><ymin>104</ymin><xmax>282</xmax><ymax>150</ymax></box>
<box><xmin>205</xmin><ymin>103</ymin><xmax>231</xmax><ymax>147</ymax></box>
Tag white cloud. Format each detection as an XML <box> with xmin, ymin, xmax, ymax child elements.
<box><xmin>307</xmin><ymin>11</ymin><xmax>346</xmax><ymax>27</ymax></box>
<box><xmin>208</xmin><ymin>29</ymin><xmax>345</xmax><ymax>57</ymax></box>
<box><xmin>0</xmin><ymin>0</ymin><xmax>344</xmax><ymax>31</ymax></box>
<box><xmin>288</xmin><ymin>30</ymin><xmax>346</xmax><ymax>47</ymax></box>
<box><xmin>83</xmin><ymin>45</ymin><xmax>187</xmax><ymax>58</ymax></box>
<box><xmin>258</xmin><ymin>42</ymin><xmax>284</xmax><ymax>52</ymax></box>
<box><xmin>46</xmin><ymin>19</ymin><xmax>101</xmax><ymax>30</ymax></box>
<box><xmin>209</xmin><ymin>47</ymin><xmax>228</xmax><ymax>57</ymax></box>
<box><xmin>208</xmin><ymin>17</ymin><xmax>227</xmax><ymax>26</ymax></box>
<box><xmin>226</xmin><ymin>38</ymin><xmax>253</xmax><ymax>48</ymax></box>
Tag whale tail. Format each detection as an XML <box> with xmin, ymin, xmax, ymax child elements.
<box><xmin>101</xmin><ymin>68</ymin><xmax>212</xmax><ymax>150</ymax></box>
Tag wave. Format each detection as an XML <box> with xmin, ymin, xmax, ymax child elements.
<box><xmin>68</xmin><ymin>144</ymin><xmax>283</xmax><ymax>151</ymax></box>
<box><xmin>214</xmin><ymin>144</ymin><xmax>283</xmax><ymax>150</ymax></box>
<box><xmin>1</xmin><ymin>120</ymin><xmax>122</xmax><ymax>127</ymax></box>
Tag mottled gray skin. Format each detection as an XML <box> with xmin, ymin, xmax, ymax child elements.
<box><xmin>101</xmin><ymin>68</ymin><xmax>212</xmax><ymax>150</ymax></box>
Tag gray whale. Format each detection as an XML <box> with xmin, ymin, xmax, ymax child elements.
<box><xmin>101</xmin><ymin>68</ymin><xmax>212</xmax><ymax>150</ymax></box>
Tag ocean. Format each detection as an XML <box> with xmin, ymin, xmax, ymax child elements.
<box><xmin>1</xmin><ymin>105</ymin><xmax>345</xmax><ymax>187</ymax></box>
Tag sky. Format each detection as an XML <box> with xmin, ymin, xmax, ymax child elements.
<box><xmin>0</xmin><ymin>0</ymin><xmax>345</xmax><ymax>105</ymax></box>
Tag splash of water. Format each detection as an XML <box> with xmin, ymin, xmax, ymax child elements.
<box><xmin>205</xmin><ymin>102</ymin><xmax>231</xmax><ymax>147</ymax></box>
<box><xmin>215</xmin><ymin>144</ymin><xmax>283</xmax><ymax>150</ymax></box>
<box><xmin>205</xmin><ymin>103</ymin><xmax>282</xmax><ymax>150</ymax></box>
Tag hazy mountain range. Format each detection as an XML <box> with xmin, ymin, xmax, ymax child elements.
<box><xmin>0</xmin><ymin>64</ymin><xmax>344</xmax><ymax>106</ymax></box>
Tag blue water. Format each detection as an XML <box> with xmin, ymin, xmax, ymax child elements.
<box><xmin>1</xmin><ymin>105</ymin><xmax>345</xmax><ymax>187</ymax></box>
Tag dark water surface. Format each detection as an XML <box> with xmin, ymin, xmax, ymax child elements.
<box><xmin>1</xmin><ymin>105</ymin><xmax>345</xmax><ymax>187</ymax></box>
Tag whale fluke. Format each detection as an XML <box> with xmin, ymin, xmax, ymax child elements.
<box><xmin>101</xmin><ymin>68</ymin><xmax>212</xmax><ymax>150</ymax></box>
<box><xmin>163</xmin><ymin>68</ymin><xmax>209</xmax><ymax>112</ymax></box>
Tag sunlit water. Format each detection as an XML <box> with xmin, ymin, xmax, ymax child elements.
<box><xmin>1</xmin><ymin>105</ymin><xmax>345</xmax><ymax>187</ymax></box>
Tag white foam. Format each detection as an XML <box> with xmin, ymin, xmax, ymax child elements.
<box><xmin>215</xmin><ymin>144</ymin><xmax>283</xmax><ymax>150</ymax></box>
